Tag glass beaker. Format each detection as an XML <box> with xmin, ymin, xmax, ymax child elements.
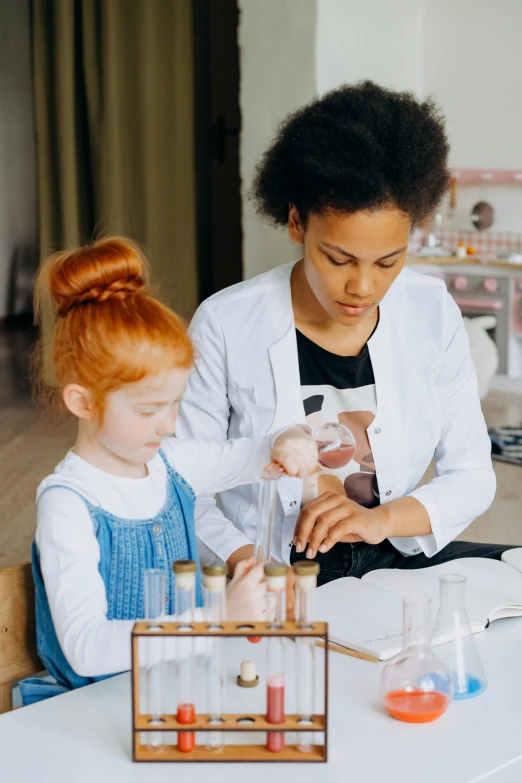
<box><xmin>381</xmin><ymin>595</ymin><xmax>453</xmax><ymax>723</ymax></box>
<box><xmin>432</xmin><ymin>574</ymin><xmax>487</xmax><ymax>700</ymax></box>
<box><xmin>314</xmin><ymin>422</ymin><xmax>355</xmax><ymax>469</ymax></box>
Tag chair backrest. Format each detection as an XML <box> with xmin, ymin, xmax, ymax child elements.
<box><xmin>0</xmin><ymin>562</ymin><xmax>42</xmax><ymax>713</ymax></box>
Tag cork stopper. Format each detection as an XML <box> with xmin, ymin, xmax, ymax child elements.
<box><xmin>293</xmin><ymin>561</ymin><xmax>320</xmax><ymax>577</ymax></box>
<box><xmin>264</xmin><ymin>562</ymin><xmax>287</xmax><ymax>578</ymax></box>
<box><xmin>173</xmin><ymin>560</ymin><xmax>197</xmax><ymax>574</ymax></box>
<box><xmin>202</xmin><ymin>564</ymin><xmax>227</xmax><ymax>592</ymax></box>
<box><xmin>294</xmin><ymin>560</ymin><xmax>320</xmax><ymax>592</ymax></box>
<box><xmin>202</xmin><ymin>564</ymin><xmax>228</xmax><ymax>577</ymax></box>
<box><xmin>237</xmin><ymin>660</ymin><xmax>259</xmax><ymax>688</ymax></box>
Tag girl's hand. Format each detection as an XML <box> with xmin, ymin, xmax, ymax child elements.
<box><xmin>226</xmin><ymin>558</ymin><xmax>267</xmax><ymax>621</ymax></box>
<box><xmin>270</xmin><ymin>425</ymin><xmax>318</xmax><ymax>478</ymax></box>
<box><xmin>293</xmin><ymin>492</ymin><xmax>390</xmax><ymax>559</ymax></box>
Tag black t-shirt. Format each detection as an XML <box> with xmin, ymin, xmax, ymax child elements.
<box><xmin>296</xmin><ymin>329</ymin><xmax>380</xmax><ymax>508</ymax></box>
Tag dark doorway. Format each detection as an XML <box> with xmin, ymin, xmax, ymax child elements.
<box><xmin>193</xmin><ymin>0</ymin><xmax>242</xmax><ymax>302</ymax></box>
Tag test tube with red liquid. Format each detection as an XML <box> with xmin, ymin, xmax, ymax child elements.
<box><xmin>264</xmin><ymin>562</ymin><xmax>287</xmax><ymax>752</ymax></box>
<box><xmin>173</xmin><ymin>560</ymin><xmax>197</xmax><ymax>752</ymax></box>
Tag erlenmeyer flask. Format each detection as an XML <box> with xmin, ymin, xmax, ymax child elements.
<box><xmin>381</xmin><ymin>595</ymin><xmax>453</xmax><ymax>723</ymax></box>
<box><xmin>432</xmin><ymin>574</ymin><xmax>487</xmax><ymax>700</ymax></box>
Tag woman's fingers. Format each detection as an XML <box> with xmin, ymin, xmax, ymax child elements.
<box><xmin>318</xmin><ymin>521</ymin><xmax>360</xmax><ymax>553</ymax></box>
<box><xmin>294</xmin><ymin>492</ymin><xmax>351</xmax><ymax>553</ymax></box>
<box><xmin>306</xmin><ymin>506</ymin><xmax>353</xmax><ymax>557</ymax></box>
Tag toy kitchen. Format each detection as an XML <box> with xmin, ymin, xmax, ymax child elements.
<box><xmin>408</xmin><ymin>168</ymin><xmax>522</xmax><ymax>378</ymax></box>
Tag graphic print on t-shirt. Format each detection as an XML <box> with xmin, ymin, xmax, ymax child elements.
<box><xmin>296</xmin><ymin>330</ymin><xmax>380</xmax><ymax>508</ymax></box>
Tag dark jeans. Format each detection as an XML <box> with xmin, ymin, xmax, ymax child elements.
<box><xmin>290</xmin><ymin>539</ymin><xmax>520</xmax><ymax>587</ymax></box>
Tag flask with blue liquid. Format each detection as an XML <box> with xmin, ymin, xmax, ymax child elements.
<box><xmin>432</xmin><ymin>574</ymin><xmax>487</xmax><ymax>700</ymax></box>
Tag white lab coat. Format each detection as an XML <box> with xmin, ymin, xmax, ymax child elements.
<box><xmin>177</xmin><ymin>262</ymin><xmax>496</xmax><ymax>565</ymax></box>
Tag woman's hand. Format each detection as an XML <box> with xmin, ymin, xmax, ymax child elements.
<box><xmin>293</xmin><ymin>492</ymin><xmax>390</xmax><ymax>559</ymax></box>
<box><xmin>270</xmin><ymin>425</ymin><xmax>318</xmax><ymax>478</ymax></box>
<box><xmin>226</xmin><ymin>558</ymin><xmax>267</xmax><ymax>621</ymax></box>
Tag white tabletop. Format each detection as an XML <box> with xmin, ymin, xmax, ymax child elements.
<box><xmin>1</xmin><ymin>619</ymin><xmax>522</xmax><ymax>783</ymax></box>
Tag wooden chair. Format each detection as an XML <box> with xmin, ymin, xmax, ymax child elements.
<box><xmin>0</xmin><ymin>562</ymin><xmax>42</xmax><ymax>713</ymax></box>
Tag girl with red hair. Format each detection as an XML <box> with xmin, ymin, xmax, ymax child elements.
<box><xmin>20</xmin><ymin>237</ymin><xmax>317</xmax><ymax>704</ymax></box>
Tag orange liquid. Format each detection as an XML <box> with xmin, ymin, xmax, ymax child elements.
<box><xmin>384</xmin><ymin>690</ymin><xmax>450</xmax><ymax>723</ymax></box>
<box><xmin>177</xmin><ymin>702</ymin><xmax>195</xmax><ymax>752</ymax></box>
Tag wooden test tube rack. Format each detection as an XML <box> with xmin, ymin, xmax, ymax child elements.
<box><xmin>131</xmin><ymin>620</ymin><xmax>328</xmax><ymax>763</ymax></box>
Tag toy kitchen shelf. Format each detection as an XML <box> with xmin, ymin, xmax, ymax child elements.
<box><xmin>450</xmin><ymin>169</ymin><xmax>522</xmax><ymax>186</ymax></box>
<box><xmin>407</xmin><ymin>257</ymin><xmax>522</xmax><ymax>270</ymax></box>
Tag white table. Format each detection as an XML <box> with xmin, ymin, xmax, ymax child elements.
<box><xmin>1</xmin><ymin>620</ymin><xmax>522</xmax><ymax>783</ymax></box>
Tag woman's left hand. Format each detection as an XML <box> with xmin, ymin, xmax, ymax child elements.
<box><xmin>293</xmin><ymin>491</ymin><xmax>390</xmax><ymax>558</ymax></box>
<box><xmin>270</xmin><ymin>425</ymin><xmax>318</xmax><ymax>478</ymax></box>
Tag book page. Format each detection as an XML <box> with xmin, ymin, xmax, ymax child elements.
<box><xmin>362</xmin><ymin>558</ymin><xmax>522</xmax><ymax>629</ymax></box>
<box><xmin>315</xmin><ymin>576</ymin><xmax>404</xmax><ymax>660</ymax></box>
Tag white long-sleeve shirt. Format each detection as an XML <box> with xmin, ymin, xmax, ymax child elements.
<box><xmin>36</xmin><ymin>436</ymin><xmax>271</xmax><ymax>677</ymax></box>
<box><xmin>178</xmin><ymin>262</ymin><xmax>496</xmax><ymax>565</ymax></box>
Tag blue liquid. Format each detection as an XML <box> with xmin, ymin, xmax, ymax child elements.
<box><xmin>452</xmin><ymin>673</ymin><xmax>486</xmax><ymax>700</ymax></box>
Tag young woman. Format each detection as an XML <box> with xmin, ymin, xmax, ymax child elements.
<box><xmin>178</xmin><ymin>81</ymin><xmax>515</xmax><ymax>586</ymax></box>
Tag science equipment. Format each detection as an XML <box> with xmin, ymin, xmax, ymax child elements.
<box><xmin>381</xmin><ymin>595</ymin><xmax>453</xmax><ymax>723</ymax></box>
<box><xmin>131</xmin><ymin>619</ymin><xmax>329</xmax><ymax>762</ymax></box>
<box><xmin>202</xmin><ymin>564</ymin><xmax>227</xmax><ymax>751</ymax></box>
<box><xmin>173</xmin><ymin>559</ymin><xmax>197</xmax><ymax>752</ymax></box>
<box><xmin>265</xmin><ymin>562</ymin><xmax>287</xmax><ymax>752</ymax></box>
<box><xmin>314</xmin><ymin>422</ymin><xmax>355</xmax><ymax>469</ymax></box>
<box><xmin>144</xmin><ymin>568</ymin><xmax>166</xmax><ymax>753</ymax></box>
<box><xmin>294</xmin><ymin>560</ymin><xmax>320</xmax><ymax>752</ymax></box>
<box><xmin>432</xmin><ymin>574</ymin><xmax>487</xmax><ymax>700</ymax></box>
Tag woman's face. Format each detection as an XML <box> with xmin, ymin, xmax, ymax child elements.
<box><xmin>288</xmin><ymin>206</ymin><xmax>412</xmax><ymax>326</ymax></box>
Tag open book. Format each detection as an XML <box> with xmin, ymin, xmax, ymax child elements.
<box><xmin>315</xmin><ymin>549</ymin><xmax>522</xmax><ymax>662</ymax></box>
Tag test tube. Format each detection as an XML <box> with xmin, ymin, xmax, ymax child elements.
<box><xmin>144</xmin><ymin>569</ymin><xmax>166</xmax><ymax>753</ymax></box>
<box><xmin>294</xmin><ymin>560</ymin><xmax>320</xmax><ymax>752</ymax></box>
<box><xmin>265</xmin><ymin>562</ymin><xmax>287</xmax><ymax>753</ymax></box>
<box><xmin>254</xmin><ymin>469</ymin><xmax>279</xmax><ymax>564</ymax></box>
<box><xmin>173</xmin><ymin>559</ymin><xmax>197</xmax><ymax>753</ymax></box>
<box><xmin>202</xmin><ymin>564</ymin><xmax>227</xmax><ymax>751</ymax></box>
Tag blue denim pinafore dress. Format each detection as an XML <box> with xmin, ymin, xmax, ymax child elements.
<box><xmin>20</xmin><ymin>450</ymin><xmax>202</xmax><ymax>705</ymax></box>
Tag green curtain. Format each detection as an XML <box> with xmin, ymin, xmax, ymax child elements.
<box><xmin>30</xmin><ymin>0</ymin><xmax>198</xmax><ymax>333</ymax></box>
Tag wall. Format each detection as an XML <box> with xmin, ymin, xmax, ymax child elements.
<box><xmin>424</xmin><ymin>0</ymin><xmax>522</xmax><ymax>233</ymax></box>
<box><xmin>238</xmin><ymin>0</ymin><xmax>522</xmax><ymax>276</ymax></box>
<box><xmin>424</xmin><ymin>0</ymin><xmax>522</xmax><ymax>169</ymax></box>
<box><xmin>238</xmin><ymin>0</ymin><xmax>317</xmax><ymax>279</ymax></box>
<box><xmin>0</xmin><ymin>0</ymin><xmax>37</xmax><ymax>319</ymax></box>
<box><xmin>316</xmin><ymin>0</ymin><xmax>424</xmax><ymax>96</ymax></box>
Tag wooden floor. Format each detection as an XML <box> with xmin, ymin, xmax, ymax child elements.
<box><xmin>0</xmin><ymin>327</ymin><xmax>520</xmax><ymax>568</ymax></box>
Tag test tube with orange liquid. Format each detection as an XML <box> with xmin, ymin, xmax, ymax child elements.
<box><xmin>173</xmin><ymin>560</ymin><xmax>197</xmax><ymax>751</ymax></box>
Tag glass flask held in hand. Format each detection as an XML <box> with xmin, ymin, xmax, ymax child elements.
<box><xmin>381</xmin><ymin>595</ymin><xmax>453</xmax><ymax>723</ymax></box>
<box><xmin>432</xmin><ymin>574</ymin><xmax>487</xmax><ymax>700</ymax></box>
<box><xmin>314</xmin><ymin>423</ymin><xmax>355</xmax><ymax>469</ymax></box>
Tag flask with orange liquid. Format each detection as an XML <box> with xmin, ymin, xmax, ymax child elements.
<box><xmin>381</xmin><ymin>594</ymin><xmax>453</xmax><ymax>723</ymax></box>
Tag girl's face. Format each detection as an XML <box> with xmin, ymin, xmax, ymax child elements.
<box><xmin>288</xmin><ymin>206</ymin><xmax>412</xmax><ymax>326</ymax></box>
<box><xmin>95</xmin><ymin>367</ymin><xmax>190</xmax><ymax>465</ymax></box>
